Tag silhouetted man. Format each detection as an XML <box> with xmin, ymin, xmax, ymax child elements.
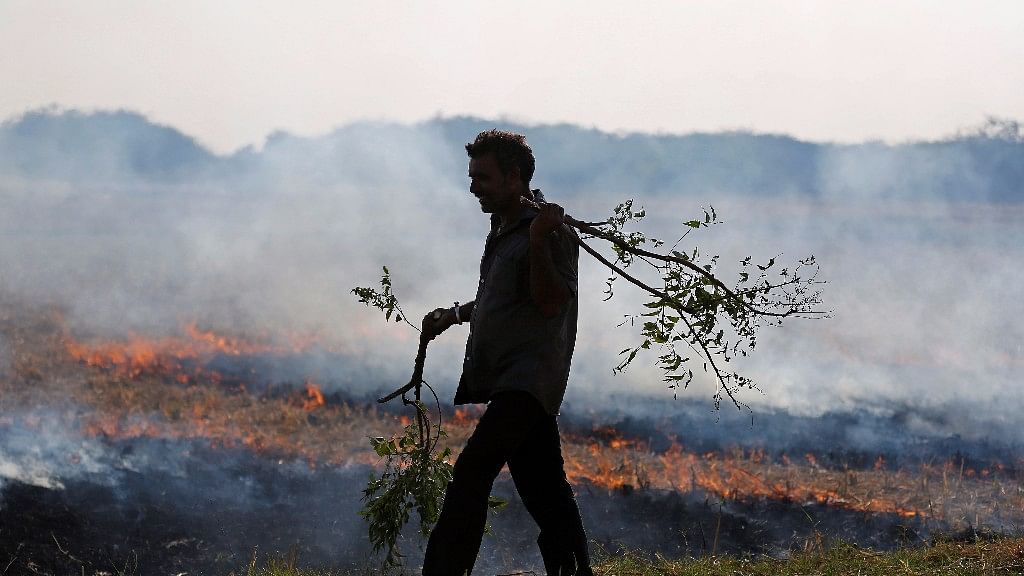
<box><xmin>421</xmin><ymin>130</ymin><xmax>591</xmax><ymax>576</ymax></box>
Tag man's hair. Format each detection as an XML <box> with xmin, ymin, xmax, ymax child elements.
<box><xmin>465</xmin><ymin>129</ymin><xmax>535</xmax><ymax>185</ymax></box>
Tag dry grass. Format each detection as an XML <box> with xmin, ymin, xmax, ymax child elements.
<box><xmin>2</xmin><ymin>299</ymin><xmax>1023</xmax><ymax>564</ymax></box>
<box><xmin>593</xmin><ymin>535</ymin><xmax>1024</xmax><ymax>576</ymax></box>
<box><xmin>227</xmin><ymin>536</ymin><xmax>1024</xmax><ymax>576</ymax></box>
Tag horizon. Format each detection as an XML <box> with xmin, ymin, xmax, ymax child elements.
<box><xmin>3</xmin><ymin>107</ymin><xmax>1021</xmax><ymax>158</ymax></box>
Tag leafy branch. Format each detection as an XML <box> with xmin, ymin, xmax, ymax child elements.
<box><xmin>351</xmin><ymin>268</ymin><xmax>504</xmax><ymax>567</ymax></box>
<box><xmin>351</xmin><ymin>268</ymin><xmax>450</xmax><ymax>566</ymax></box>
<box><xmin>351</xmin><ymin>266</ymin><xmax>420</xmax><ymax>333</ymax></box>
<box><xmin>360</xmin><ymin>402</ymin><xmax>452</xmax><ymax>566</ymax></box>
<box><xmin>523</xmin><ymin>196</ymin><xmax>829</xmax><ymax>411</ymax></box>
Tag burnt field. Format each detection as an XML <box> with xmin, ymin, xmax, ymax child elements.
<box><xmin>1</xmin><ymin>302</ymin><xmax>1022</xmax><ymax>574</ymax></box>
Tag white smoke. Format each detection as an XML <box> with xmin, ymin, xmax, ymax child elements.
<box><xmin>1</xmin><ymin>110</ymin><xmax>1022</xmax><ymax>441</ymax></box>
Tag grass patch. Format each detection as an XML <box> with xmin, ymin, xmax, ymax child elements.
<box><xmin>236</xmin><ymin>536</ymin><xmax>1024</xmax><ymax>576</ymax></box>
<box><xmin>593</xmin><ymin>535</ymin><xmax>1024</xmax><ymax>576</ymax></box>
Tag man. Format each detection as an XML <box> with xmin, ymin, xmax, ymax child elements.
<box><xmin>420</xmin><ymin>130</ymin><xmax>592</xmax><ymax>576</ymax></box>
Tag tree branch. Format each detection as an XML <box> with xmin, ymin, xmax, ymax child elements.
<box><xmin>522</xmin><ymin>197</ymin><xmax>801</xmax><ymax>318</ymax></box>
<box><xmin>517</xmin><ymin>196</ymin><xmax>826</xmax><ymax>407</ymax></box>
<box><xmin>567</xmin><ymin>227</ymin><xmax>697</xmax><ymax>316</ymax></box>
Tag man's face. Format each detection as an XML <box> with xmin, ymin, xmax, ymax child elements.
<box><xmin>469</xmin><ymin>154</ymin><xmax>520</xmax><ymax>214</ymax></box>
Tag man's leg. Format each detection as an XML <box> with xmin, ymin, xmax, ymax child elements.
<box><xmin>423</xmin><ymin>392</ymin><xmax>546</xmax><ymax>576</ymax></box>
<box><xmin>507</xmin><ymin>409</ymin><xmax>592</xmax><ymax>576</ymax></box>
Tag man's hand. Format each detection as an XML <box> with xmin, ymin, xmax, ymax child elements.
<box><xmin>422</xmin><ymin>307</ymin><xmax>457</xmax><ymax>341</ymax></box>
<box><xmin>530</xmin><ymin>201</ymin><xmax>566</xmax><ymax>239</ymax></box>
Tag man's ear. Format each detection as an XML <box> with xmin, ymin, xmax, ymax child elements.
<box><xmin>507</xmin><ymin>165</ymin><xmax>522</xmax><ymax>187</ymax></box>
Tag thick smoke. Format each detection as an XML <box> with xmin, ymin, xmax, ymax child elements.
<box><xmin>1</xmin><ymin>109</ymin><xmax>1022</xmax><ymax>441</ymax></box>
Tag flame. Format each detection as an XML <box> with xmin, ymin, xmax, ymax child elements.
<box><xmin>62</xmin><ymin>321</ymin><xmax>334</xmax><ymax>384</ymax></box>
<box><xmin>451</xmin><ymin>406</ymin><xmax>484</xmax><ymax>427</ymax></box>
<box><xmin>560</xmin><ymin>439</ymin><xmax>931</xmax><ymax>518</ymax></box>
<box><xmin>302</xmin><ymin>381</ymin><xmax>325</xmax><ymax>412</ymax></box>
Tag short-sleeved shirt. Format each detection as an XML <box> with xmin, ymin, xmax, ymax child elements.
<box><xmin>453</xmin><ymin>193</ymin><xmax>579</xmax><ymax>415</ymax></box>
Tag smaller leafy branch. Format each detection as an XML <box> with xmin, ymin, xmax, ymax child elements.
<box><xmin>351</xmin><ymin>267</ymin><xmax>504</xmax><ymax>567</ymax></box>
<box><xmin>360</xmin><ymin>406</ymin><xmax>452</xmax><ymax>567</ymax></box>
<box><xmin>351</xmin><ymin>266</ymin><xmax>419</xmax><ymax>332</ymax></box>
<box><xmin>352</xmin><ymin>267</ymin><xmax>449</xmax><ymax>566</ymax></box>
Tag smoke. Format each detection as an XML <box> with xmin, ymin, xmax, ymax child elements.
<box><xmin>1</xmin><ymin>109</ymin><xmax>1022</xmax><ymax>442</ymax></box>
<box><xmin>560</xmin><ymin>139</ymin><xmax>1024</xmax><ymax>442</ymax></box>
<box><xmin>0</xmin><ymin>332</ymin><xmax>9</xmax><ymax>380</ymax></box>
<box><xmin>731</xmin><ymin>143</ymin><xmax>1024</xmax><ymax>431</ymax></box>
<box><xmin>0</xmin><ymin>412</ymin><xmax>116</xmax><ymax>492</ymax></box>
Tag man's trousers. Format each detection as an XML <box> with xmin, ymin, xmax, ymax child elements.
<box><xmin>422</xmin><ymin>391</ymin><xmax>591</xmax><ymax>576</ymax></box>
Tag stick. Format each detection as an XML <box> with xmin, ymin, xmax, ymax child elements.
<box><xmin>377</xmin><ymin>323</ymin><xmax>431</xmax><ymax>403</ymax></box>
<box><xmin>52</xmin><ymin>532</ymin><xmax>84</xmax><ymax>565</ymax></box>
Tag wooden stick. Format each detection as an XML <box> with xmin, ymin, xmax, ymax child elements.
<box><xmin>377</xmin><ymin>331</ymin><xmax>430</xmax><ymax>403</ymax></box>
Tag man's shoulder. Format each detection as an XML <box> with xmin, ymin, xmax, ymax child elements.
<box><xmin>553</xmin><ymin>228</ymin><xmax>579</xmax><ymax>260</ymax></box>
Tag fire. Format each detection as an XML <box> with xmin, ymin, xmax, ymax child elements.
<box><xmin>4</xmin><ymin>307</ymin><xmax>1021</xmax><ymax>533</ymax></box>
<box><xmin>560</xmin><ymin>439</ymin><xmax>938</xmax><ymax>519</ymax></box>
<box><xmin>62</xmin><ymin>320</ymin><xmax>335</xmax><ymax>384</ymax></box>
<box><xmin>183</xmin><ymin>322</ymin><xmax>276</xmax><ymax>356</ymax></box>
<box><xmin>450</xmin><ymin>406</ymin><xmax>483</xmax><ymax>427</ymax></box>
<box><xmin>303</xmin><ymin>381</ymin><xmax>326</xmax><ymax>411</ymax></box>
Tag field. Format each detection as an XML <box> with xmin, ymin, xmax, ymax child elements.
<box><xmin>1</xmin><ymin>300</ymin><xmax>1023</xmax><ymax>574</ymax></box>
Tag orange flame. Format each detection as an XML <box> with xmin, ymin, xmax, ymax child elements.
<box><xmin>302</xmin><ymin>381</ymin><xmax>325</xmax><ymax>412</ymax></box>
<box><xmin>451</xmin><ymin>406</ymin><xmax>483</xmax><ymax>427</ymax></box>
<box><xmin>63</xmin><ymin>322</ymin><xmax>334</xmax><ymax>384</ymax></box>
<box><xmin>558</xmin><ymin>439</ymin><xmax>929</xmax><ymax>518</ymax></box>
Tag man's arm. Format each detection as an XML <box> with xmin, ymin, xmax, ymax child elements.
<box><xmin>529</xmin><ymin>203</ymin><xmax>573</xmax><ymax>318</ymax></box>
<box><xmin>422</xmin><ymin>300</ymin><xmax>475</xmax><ymax>341</ymax></box>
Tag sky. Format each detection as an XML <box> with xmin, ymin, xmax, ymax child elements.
<box><xmin>2</xmin><ymin>1</ymin><xmax>1023</xmax><ymax>153</ymax></box>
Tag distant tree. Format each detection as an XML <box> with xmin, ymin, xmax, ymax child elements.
<box><xmin>960</xmin><ymin>117</ymin><xmax>1024</xmax><ymax>142</ymax></box>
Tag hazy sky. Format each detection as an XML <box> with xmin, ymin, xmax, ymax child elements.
<box><xmin>2</xmin><ymin>1</ymin><xmax>1022</xmax><ymax>152</ymax></box>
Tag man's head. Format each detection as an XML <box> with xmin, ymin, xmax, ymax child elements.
<box><xmin>465</xmin><ymin>129</ymin><xmax>535</xmax><ymax>215</ymax></box>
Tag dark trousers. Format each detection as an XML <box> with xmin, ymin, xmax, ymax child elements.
<box><xmin>422</xmin><ymin>392</ymin><xmax>591</xmax><ymax>576</ymax></box>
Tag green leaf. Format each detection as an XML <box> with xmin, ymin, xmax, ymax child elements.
<box><xmin>488</xmin><ymin>496</ymin><xmax>508</xmax><ymax>511</ymax></box>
